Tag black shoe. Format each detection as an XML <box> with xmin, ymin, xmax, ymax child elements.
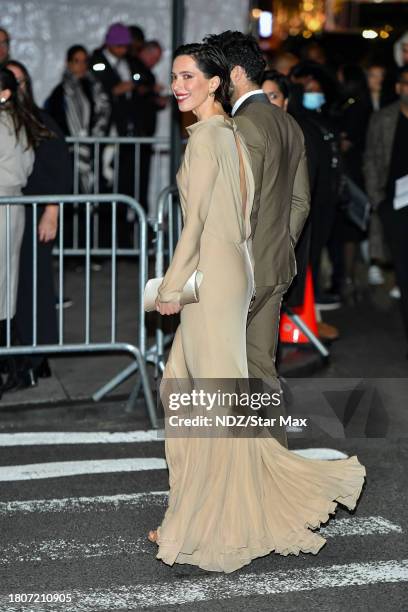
<box><xmin>2</xmin><ymin>360</ymin><xmax>38</xmax><ymax>393</ymax></box>
<box><xmin>34</xmin><ymin>359</ymin><xmax>52</xmax><ymax>379</ymax></box>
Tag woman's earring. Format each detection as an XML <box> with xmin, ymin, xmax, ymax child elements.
<box><xmin>0</xmin><ymin>97</ymin><xmax>6</xmax><ymax>104</ymax></box>
<box><xmin>209</xmin><ymin>90</ymin><xmax>215</xmax><ymax>98</ymax></box>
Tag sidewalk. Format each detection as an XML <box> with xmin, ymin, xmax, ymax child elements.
<box><xmin>2</xmin><ymin>260</ymin><xmax>406</xmax><ymax>410</ymax></box>
<box><xmin>1</xmin><ymin>260</ymin><xmax>145</xmax><ymax>408</ymax></box>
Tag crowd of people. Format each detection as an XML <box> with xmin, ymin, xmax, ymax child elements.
<box><xmin>0</xmin><ymin>22</ymin><xmax>166</xmax><ymax>396</ymax></box>
<box><xmin>1</xmin><ymin>23</ymin><xmax>167</xmax><ymax>203</ymax></box>
<box><xmin>259</xmin><ymin>35</ymin><xmax>408</xmax><ymax>346</ymax></box>
<box><xmin>0</xmin><ymin>19</ymin><xmax>408</xmax><ymax>402</ymax></box>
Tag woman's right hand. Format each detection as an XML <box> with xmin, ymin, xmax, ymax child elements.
<box><xmin>155</xmin><ymin>298</ymin><xmax>182</xmax><ymax>316</ymax></box>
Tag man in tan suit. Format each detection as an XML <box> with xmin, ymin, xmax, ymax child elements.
<box><xmin>205</xmin><ymin>32</ymin><xmax>310</xmax><ymax>426</ymax></box>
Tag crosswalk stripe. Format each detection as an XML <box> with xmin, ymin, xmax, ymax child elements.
<box><xmin>0</xmin><ymin>431</ymin><xmax>163</xmax><ymax>446</ymax></box>
<box><xmin>0</xmin><ymin>433</ymin><xmax>347</xmax><ymax>461</ymax></box>
<box><xmin>320</xmin><ymin>516</ymin><xmax>402</xmax><ymax>537</ymax></box>
<box><xmin>0</xmin><ymin>458</ymin><xmax>167</xmax><ymax>481</ymax></box>
<box><xmin>1</xmin><ymin>560</ymin><xmax>406</xmax><ymax>611</ymax></box>
<box><xmin>292</xmin><ymin>448</ymin><xmax>348</xmax><ymax>460</ymax></box>
<box><xmin>0</xmin><ymin>447</ymin><xmax>350</xmax><ymax>482</ymax></box>
<box><xmin>0</xmin><ymin>491</ymin><xmax>169</xmax><ymax>515</ymax></box>
<box><xmin>0</xmin><ymin>517</ymin><xmax>402</xmax><ymax>565</ymax></box>
<box><xmin>0</xmin><ymin>536</ymin><xmax>150</xmax><ymax>565</ymax></box>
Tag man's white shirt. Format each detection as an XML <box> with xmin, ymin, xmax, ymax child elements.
<box><xmin>231</xmin><ymin>89</ymin><xmax>264</xmax><ymax>116</ymax></box>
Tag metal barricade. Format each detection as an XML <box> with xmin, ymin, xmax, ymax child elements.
<box><xmin>65</xmin><ymin>136</ymin><xmax>170</xmax><ymax>256</ymax></box>
<box><xmin>95</xmin><ymin>185</ymin><xmax>182</xmax><ymax>396</ymax></box>
<box><xmin>146</xmin><ymin>185</ymin><xmax>182</xmax><ymax>375</ymax></box>
<box><xmin>0</xmin><ymin>194</ymin><xmax>157</xmax><ymax>427</ymax></box>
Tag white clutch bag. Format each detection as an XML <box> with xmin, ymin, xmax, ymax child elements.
<box><xmin>144</xmin><ymin>270</ymin><xmax>203</xmax><ymax>312</ymax></box>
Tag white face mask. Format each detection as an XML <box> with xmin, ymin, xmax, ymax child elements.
<box><xmin>303</xmin><ymin>91</ymin><xmax>326</xmax><ymax>110</ymax></box>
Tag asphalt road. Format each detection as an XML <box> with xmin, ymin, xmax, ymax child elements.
<box><xmin>1</xmin><ymin>289</ymin><xmax>408</xmax><ymax>612</ymax></box>
<box><xmin>0</xmin><ymin>396</ymin><xmax>406</xmax><ymax>612</ymax></box>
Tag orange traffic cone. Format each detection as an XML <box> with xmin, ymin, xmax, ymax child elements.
<box><xmin>279</xmin><ymin>266</ymin><xmax>318</xmax><ymax>344</ymax></box>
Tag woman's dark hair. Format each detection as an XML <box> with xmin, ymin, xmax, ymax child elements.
<box><xmin>6</xmin><ymin>60</ymin><xmax>38</xmax><ymax>116</ymax></box>
<box><xmin>290</xmin><ymin>61</ymin><xmax>339</xmax><ymax>107</ymax></box>
<box><xmin>173</xmin><ymin>43</ymin><xmax>230</xmax><ymax>105</ymax></box>
<box><xmin>0</xmin><ymin>27</ymin><xmax>9</xmax><ymax>41</ymax></box>
<box><xmin>0</xmin><ymin>65</ymin><xmax>53</xmax><ymax>148</ymax></box>
<box><xmin>203</xmin><ymin>31</ymin><xmax>266</xmax><ymax>86</ymax></box>
<box><xmin>66</xmin><ymin>44</ymin><xmax>88</xmax><ymax>63</ymax></box>
<box><xmin>262</xmin><ymin>69</ymin><xmax>289</xmax><ymax>99</ymax></box>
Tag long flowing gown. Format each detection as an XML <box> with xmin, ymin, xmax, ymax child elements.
<box><xmin>154</xmin><ymin>114</ymin><xmax>366</xmax><ymax>573</ymax></box>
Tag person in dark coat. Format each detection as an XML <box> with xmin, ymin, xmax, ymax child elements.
<box><xmin>90</xmin><ymin>23</ymin><xmax>138</xmax><ymax>138</ymax></box>
<box><xmin>45</xmin><ymin>45</ymin><xmax>110</xmax><ymax>248</ymax></box>
<box><xmin>129</xmin><ymin>40</ymin><xmax>167</xmax><ymax>208</ymax></box>
<box><xmin>329</xmin><ymin>64</ymin><xmax>372</xmax><ymax>295</ymax></box>
<box><xmin>364</xmin><ymin>62</ymin><xmax>395</xmax><ymax>285</ymax></box>
<box><xmin>45</xmin><ymin>45</ymin><xmax>110</xmax><ymax>193</ymax></box>
<box><xmin>45</xmin><ymin>45</ymin><xmax>110</xmax><ymax>140</ymax></box>
<box><xmin>90</xmin><ymin>23</ymin><xmax>143</xmax><ymax>243</ymax></box>
<box><xmin>7</xmin><ymin>60</ymin><xmax>71</xmax><ymax>387</ymax></box>
<box><xmin>128</xmin><ymin>24</ymin><xmax>145</xmax><ymax>61</ymax></box>
<box><xmin>364</xmin><ymin>66</ymin><xmax>408</xmax><ymax>353</ymax></box>
<box><xmin>263</xmin><ymin>70</ymin><xmax>339</xmax><ymax>341</ymax></box>
<box><xmin>289</xmin><ymin>62</ymin><xmax>342</xmax><ymax>310</ymax></box>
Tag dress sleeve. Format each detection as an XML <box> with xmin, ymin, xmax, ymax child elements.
<box><xmin>157</xmin><ymin>133</ymin><xmax>218</xmax><ymax>303</ymax></box>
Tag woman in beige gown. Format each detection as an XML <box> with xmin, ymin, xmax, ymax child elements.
<box><xmin>149</xmin><ymin>44</ymin><xmax>366</xmax><ymax>573</ymax></box>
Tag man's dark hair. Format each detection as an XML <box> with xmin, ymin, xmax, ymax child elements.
<box><xmin>173</xmin><ymin>42</ymin><xmax>230</xmax><ymax>105</ymax></box>
<box><xmin>262</xmin><ymin>69</ymin><xmax>289</xmax><ymax>99</ymax></box>
<box><xmin>66</xmin><ymin>45</ymin><xmax>88</xmax><ymax>63</ymax></box>
<box><xmin>144</xmin><ymin>40</ymin><xmax>162</xmax><ymax>52</ymax></box>
<box><xmin>203</xmin><ymin>31</ymin><xmax>266</xmax><ymax>86</ymax></box>
<box><xmin>129</xmin><ymin>25</ymin><xmax>145</xmax><ymax>44</ymax></box>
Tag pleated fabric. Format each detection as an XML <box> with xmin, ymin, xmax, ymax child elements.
<box><xmin>154</xmin><ymin>115</ymin><xmax>366</xmax><ymax>573</ymax></box>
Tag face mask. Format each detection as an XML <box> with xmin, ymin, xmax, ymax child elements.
<box><xmin>303</xmin><ymin>91</ymin><xmax>326</xmax><ymax>110</ymax></box>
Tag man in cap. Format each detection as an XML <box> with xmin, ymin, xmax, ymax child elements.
<box><xmin>90</xmin><ymin>23</ymin><xmax>136</xmax><ymax>136</ymax></box>
<box><xmin>90</xmin><ymin>23</ymin><xmax>141</xmax><ymax>243</ymax></box>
